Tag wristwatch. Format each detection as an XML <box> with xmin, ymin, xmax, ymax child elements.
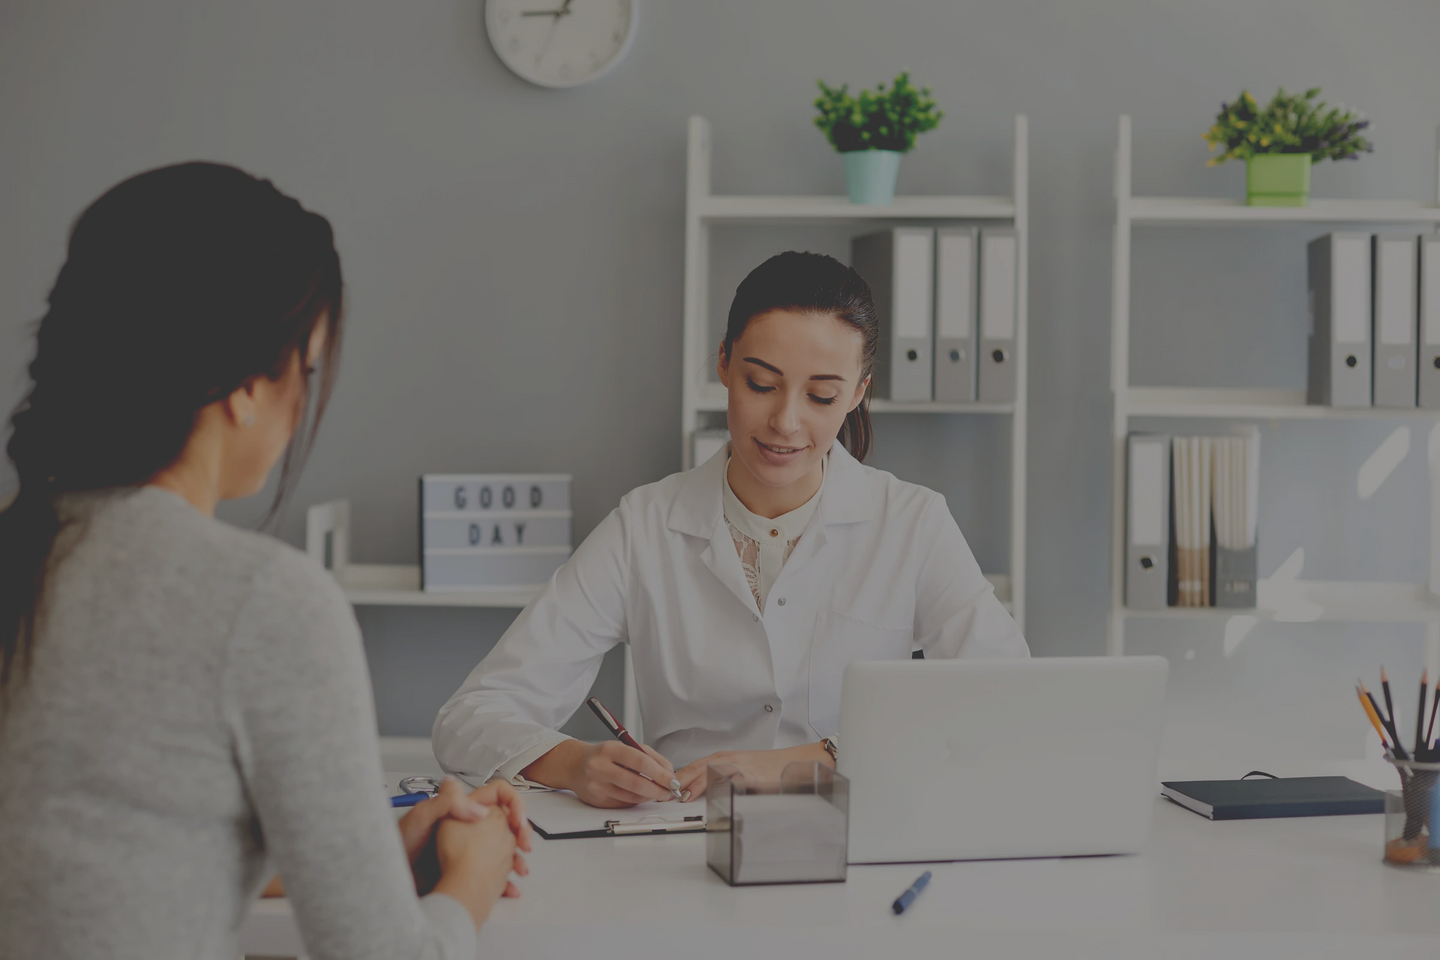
<box><xmin>821</xmin><ymin>737</ymin><xmax>838</xmax><ymax>763</ymax></box>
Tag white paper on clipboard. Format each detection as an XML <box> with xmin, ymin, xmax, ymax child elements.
<box><xmin>525</xmin><ymin>789</ymin><xmax>706</xmax><ymax>838</ymax></box>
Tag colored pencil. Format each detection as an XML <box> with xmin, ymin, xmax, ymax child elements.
<box><xmin>1381</xmin><ymin>668</ymin><xmax>1397</xmax><ymax>733</ymax></box>
<box><xmin>1357</xmin><ymin>685</ymin><xmax>1391</xmax><ymax>749</ymax></box>
<box><xmin>1426</xmin><ymin>684</ymin><xmax>1440</xmax><ymax>754</ymax></box>
<box><xmin>1362</xmin><ymin>679</ymin><xmax>1408</xmax><ymax>761</ymax></box>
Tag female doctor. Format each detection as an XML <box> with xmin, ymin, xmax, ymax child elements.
<box><xmin>433</xmin><ymin>251</ymin><xmax>1028</xmax><ymax>807</ymax></box>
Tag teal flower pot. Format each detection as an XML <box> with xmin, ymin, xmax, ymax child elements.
<box><xmin>1246</xmin><ymin>153</ymin><xmax>1312</xmax><ymax>207</ymax></box>
<box><xmin>843</xmin><ymin>149</ymin><xmax>902</xmax><ymax>205</ymax></box>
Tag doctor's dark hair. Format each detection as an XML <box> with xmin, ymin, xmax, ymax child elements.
<box><xmin>0</xmin><ymin>161</ymin><xmax>344</xmax><ymax>692</ymax></box>
<box><xmin>721</xmin><ymin>251</ymin><xmax>878</xmax><ymax>462</ymax></box>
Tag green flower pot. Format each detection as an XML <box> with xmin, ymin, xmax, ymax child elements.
<box><xmin>843</xmin><ymin>149</ymin><xmax>902</xmax><ymax>205</ymax></box>
<box><xmin>1246</xmin><ymin>153</ymin><xmax>1312</xmax><ymax>207</ymax></box>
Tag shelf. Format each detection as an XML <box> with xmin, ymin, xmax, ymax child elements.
<box><xmin>692</xmin><ymin>396</ymin><xmax>1014</xmax><ymax>415</ymax></box>
<box><xmin>1123</xmin><ymin>387</ymin><xmax>1440</xmax><ymax>420</ymax></box>
<box><xmin>1120</xmin><ymin>580</ymin><xmax>1440</xmax><ymax>624</ymax></box>
<box><xmin>696</xmin><ymin>194</ymin><xmax>1016</xmax><ymax>224</ymax></box>
<box><xmin>1128</xmin><ymin>197</ymin><xmax>1440</xmax><ymax>225</ymax></box>
<box><xmin>333</xmin><ymin>564</ymin><xmax>540</xmax><ymax>608</ymax></box>
<box><xmin>333</xmin><ymin>564</ymin><xmax>1012</xmax><ymax>613</ymax></box>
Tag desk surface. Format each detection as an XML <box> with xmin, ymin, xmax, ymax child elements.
<box><xmin>242</xmin><ymin>763</ymin><xmax>1440</xmax><ymax>960</ymax></box>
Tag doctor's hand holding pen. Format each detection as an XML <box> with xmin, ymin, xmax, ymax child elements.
<box><xmin>521</xmin><ymin>739</ymin><xmax>684</xmax><ymax>808</ymax></box>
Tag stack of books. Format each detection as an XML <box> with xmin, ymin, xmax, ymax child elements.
<box><xmin>419</xmin><ymin>474</ymin><xmax>572</xmax><ymax>592</ymax></box>
<box><xmin>1125</xmin><ymin>428</ymin><xmax>1259</xmax><ymax>610</ymax></box>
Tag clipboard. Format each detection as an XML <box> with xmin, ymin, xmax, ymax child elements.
<box><xmin>524</xmin><ymin>789</ymin><xmax>707</xmax><ymax>839</ymax></box>
<box><xmin>533</xmin><ymin>814</ymin><xmax>706</xmax><ymax>840</ymax></box>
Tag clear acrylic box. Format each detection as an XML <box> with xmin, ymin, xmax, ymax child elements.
<box><xmin>705</xmin><ymin>760</ymin><xmax>848</xmax><ymax>886</ymax></box>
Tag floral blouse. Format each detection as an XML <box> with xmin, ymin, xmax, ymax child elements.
<box><xmin>721</xmin><ymin>458</ymin><xmax>825</xmax><ymax>613</ymax></box>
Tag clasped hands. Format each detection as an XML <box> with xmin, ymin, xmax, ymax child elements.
<box><xmin>261</xmin><ymin>778</ymin><xmax>532</xmax><ymax>902</ymax></box>
<box><xmin>400</xmin><ymin>778</ymin><xmax>532</xmax><ymax>900</ymax></box>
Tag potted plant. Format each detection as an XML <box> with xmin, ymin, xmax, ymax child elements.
<box><xmin>814</xmin><ymin>72</ymin><xmax>943</xmax><ymax>205</ymax></box>
<box><xmin>1203</xmin><ymin>87</ymin><xmax>1373</xmax><ymax>207</ymax></box>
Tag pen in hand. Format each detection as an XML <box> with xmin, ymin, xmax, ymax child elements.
<box><xmin>586</xmin><ymin>696</ymin><xmax>684</xmax><ymax>801</ymax></box>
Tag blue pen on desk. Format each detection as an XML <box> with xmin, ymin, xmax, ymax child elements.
<box><xmin>891</xmin><ymin>869</ymin><xmax>931</xmax><ymax>915</ymax></box>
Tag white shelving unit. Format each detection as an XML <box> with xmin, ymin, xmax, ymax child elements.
<box><xmin>305</xmin><ymin>501</ymin><xmax>542</xmax><ymax>609</ymax></box>
<box><xmin>681</xmin><ymin>115</ymin><xmax>1031</xmax><ymax>628</ymax></box>
<box><xmin>1107</xmin><ymin>114</ymin><xmax>1440</xmax><ymax>674</ymax></box>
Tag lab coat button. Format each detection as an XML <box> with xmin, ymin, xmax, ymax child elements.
<box><xmin>764</xmin><ymin>704</ymin><xmax>774</xmax><ymax>713</ymax></box>
<box><xmin>769</xmin><ymin>528</ymin><xmax>779</xmax><ymax>538</ymax></box>
<box><xmin>777</xmin><ymin>597</ymin><xmax>786</xmax><ymax>606</ymax></box>
<box><xmin>752</xmin><ymin>614</ymin><xmax>759</xmax><ymax>622</ymax></box>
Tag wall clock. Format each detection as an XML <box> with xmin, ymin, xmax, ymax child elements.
<box><xmin>485</xmin><ymin>0</ymin><xmax>637</xmax><ymax>89</ymax></box>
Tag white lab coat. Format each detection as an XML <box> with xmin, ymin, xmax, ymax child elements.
<box><xmin>432</xmin><ymin>442</ymin><xmax>1027</xmax><ymax>781</ymax></box>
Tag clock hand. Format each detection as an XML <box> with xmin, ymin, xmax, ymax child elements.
<box><xmin>532</xmin><ymin>14</ymin><xmax>563</xmax><ymax>68</ymax></box>
<box><xmin>521</xmin><ymin>0</ymin><xmax>573</xmax><ymax>17</ymax></box>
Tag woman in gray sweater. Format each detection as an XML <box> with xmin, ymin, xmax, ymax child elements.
<box><xmin>0</xmin><ymin>162</ymin><xmax>529</xmax><ymax>960</ymax></box>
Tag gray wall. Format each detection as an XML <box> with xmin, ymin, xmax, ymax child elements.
<box><xmin>3</xmin><ymin>0</ymin><xmax>1438</xmax><ymax>760</ymax></box>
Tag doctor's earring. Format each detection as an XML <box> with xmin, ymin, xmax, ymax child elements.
<box><xmin>241</xmin><ymin>411</ymin><xmax>256</xmax><ymax>427</ymax></box>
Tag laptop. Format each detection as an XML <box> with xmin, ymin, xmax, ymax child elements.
<box><xmin>837</xmin><ymin>656</ymin><xmax>1168</xmax><ymax>864</ymax></box>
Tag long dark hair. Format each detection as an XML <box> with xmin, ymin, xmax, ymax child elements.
<box><xmin>0</xmin><ymin>161</ymin><xmax>344</xmax><ymax>691</ymax></box>
<box><xmin>721</xmin><ymin>251</ymin><xmax>878</xmax><ymax>461</ymax></box>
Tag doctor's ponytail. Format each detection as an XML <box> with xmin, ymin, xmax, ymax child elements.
<box><xmin>722</xmin><ymin>251</ymin><xmax>878</xmax><ymax>462</ymax></box>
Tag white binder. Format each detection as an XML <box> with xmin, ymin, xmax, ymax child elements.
<box><xmin>692</xmin><ymin>430</ymin><xmax>729</xmax><ymax>467</ymax></box>
<box><xmin>1125</xmin><ymin>434</ymin><xmax>1170</xmax><ymax>610</ymax></box>
<box><xmin>851</xmin><ymin>228</ymin><xmax>935</xmax><ymax>401</ymax></box>
<box><xmin>933</xmin><ymin>227</ymin><xmax>978</xmax><ymax>402</ymax></box>
<box><xmin>978</xmin><ymin>228</ymin><xmax>1018</xmax><ymax>403</ymax></box>
<box><xmin>1373</xmin><ymin>234</ymin><xmax>1419</xmax><ymax>409</ymax></box>
<box><xmin>1419</xmin><ymin>236</ymin><xmax>1440</xmax><ymax>409</ymax></box>
<box><xmin>1306</xmin><ymin>233</ymin><xmax>1372</xmax><ymax>408</ymax></box>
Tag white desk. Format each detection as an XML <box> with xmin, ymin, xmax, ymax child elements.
<box><xmin>242</xmin><ymin>765</ymin><xmax>1440</xmax><ymax>960</ymax></box>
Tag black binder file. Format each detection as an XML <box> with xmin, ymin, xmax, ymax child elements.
<box><xmin>1161</xmin><ymin>776</ymin><xmax>1385</xmax><ymax>820</ymax></box>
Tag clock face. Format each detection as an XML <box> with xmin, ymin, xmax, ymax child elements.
<box><xmin>485</xmin><ymin>0</ymin><xmax>636</xmax><ymax>89</ymax></box>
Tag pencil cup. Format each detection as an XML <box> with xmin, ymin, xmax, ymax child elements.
<box><xmin>704</xmin><ymin>761</ymin><xmax>849</xmax><ymax>886</ymax></box>
<box><xmin>1382</xmin><ymin>759</ymin><xmax>1440</xmax><ymax>872</ymax></box>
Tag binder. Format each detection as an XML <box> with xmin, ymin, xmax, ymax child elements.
<box><xmin>851</xmin><ymin>228</ymin><xmax>934</xmax><ymax>401</ymax></box>
<box><xmin>1212</xmin><ymin>428</ymin><xmax>1260</xmax><ymax>609</ymax></box>
<box><xmin>1372</xmin><ymin>234</ymin><xmax>1419</xmax><ymax>408</ymax></box>
<box><xmin>978</xmin><ymin>228</ymin><xmax>1018</xmax><ymax>403</ymax></box>
<box><xmin>1172</xmin><ymin>436</ymin><xmax>1212</xmax><ymax>608</ymax></box>
<box><xmin>933</xmin><ymin>227</ymin><xmax>978</xmax><ymax>402</ymax></box>
<box><xmin>692</xmin><ymin>429</ymin><xmax>729</xmax><ymax>466</ymax></box>
<box><xmin>1161</xmin><ymin>777</ymin><xmax>1383</xmax><ymax>821</ymax></box>
<box><xmin>1125</xmin><ymin>433</ymin><xmax>1170</xmax><ymax>610</ymax></box>
<box><xmin>1306</xmin><ymin>233</ymin><xmax>1372</xmax><ymax>407</ymax></box>
<box><xmin>1418</xmin><ymin>236</ymin><xmax>1440</xmax><ymax>409</ymax></box>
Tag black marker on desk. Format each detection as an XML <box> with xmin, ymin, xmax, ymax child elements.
<box><xmin>892</xmin><ymin>870</ymin><xmax>931</xmax><ymax>915</ymax></box>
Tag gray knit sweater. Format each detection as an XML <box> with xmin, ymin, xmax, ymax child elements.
<box><xmin>0</xmin><ymin>486</ymin><xmax>475</xmax><ymax>960</ymax></box>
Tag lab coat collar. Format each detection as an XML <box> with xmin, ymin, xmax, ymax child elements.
<box><xmin>665</xmin><ymin>438</ymin><xmax>873</xmax><ymax>540</ymax></box>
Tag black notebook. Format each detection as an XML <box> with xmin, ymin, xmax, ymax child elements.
<box><xmin>1160</xmin><ymin>776</ymin><xmax>1385</xmax><ymax>820</ymax></box>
